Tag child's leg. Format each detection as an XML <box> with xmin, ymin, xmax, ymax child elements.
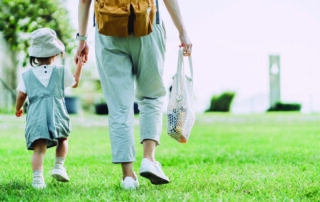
<box><xmin>32</xmin><ymin>139</ymin><xmax>47</xmax><ymax>171</ymax></box>
<box><xmin>56</xmin><ymin>137</ymin><xmax>68</xmax><ymax>159</ymax></box>
<box><xmin>52</xmin><ymin>138</ymin><xmax>70</xmax><ymax>182</ymax></box>
<box><xmin>54</xmin><ymin>138</ymin><xmax>68</xmax><ymax>168</ymax></box>
<box><xmin>32</xmin><ymin>139</ymin><xmax>47</xmax><ymax>189</ymax></box>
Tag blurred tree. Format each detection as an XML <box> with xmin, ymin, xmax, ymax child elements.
<box><xmin>267</xmin><ymin>102</ymin><xmax>301</xmax><ymax>112</ymax></box>
<box><xmin>0</xmin><ymin>0</ymin><xmax>75</xmax><ymax>91</ymax></box>
<box><xmin>207</xmin><ymin>92</ymin><xmax>236</xmax><ymax>112</ymax></box>
<box><xmin>0</xmin><ymin>0</ymin><xmax>75</xmax><ymax>110</ymax></box>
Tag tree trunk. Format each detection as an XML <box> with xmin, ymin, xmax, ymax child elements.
<box><xmin>0</xmin><ymin>36</ymin><xmax>17</xmax><ymax>113</ymax></box>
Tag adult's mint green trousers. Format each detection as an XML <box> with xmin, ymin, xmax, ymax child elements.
<box><xmin>95</xmin><ymin>22</ymin><xmax>167</xmax><ymax>163</ymax></box>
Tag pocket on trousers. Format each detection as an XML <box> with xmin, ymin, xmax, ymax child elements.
<box><xmin>95</xmin><ymin>1</ymin><xmax>130</xmax><ymax>37</ymax></box>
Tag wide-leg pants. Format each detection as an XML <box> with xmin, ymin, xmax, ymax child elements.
<box><xmin>95</xmin><ymin>22</ymin><xmax>167</xmax><ymax>163</ymax></box>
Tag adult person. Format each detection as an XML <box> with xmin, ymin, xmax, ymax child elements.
<box><xmin>75</xmin><ymin>0</ymin><xmax>192</xmax><ymax>190</ymax></box>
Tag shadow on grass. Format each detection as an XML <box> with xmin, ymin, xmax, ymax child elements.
<box><xmin>0</xmin><ymin>180</ymin><xmax>30</xmax><ymax>191</ymax></box>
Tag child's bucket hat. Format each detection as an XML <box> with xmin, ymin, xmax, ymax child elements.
<box><xmin>28</xmin><ymin>28</ymin><xmax>65</xmax><ymax>58</ymax></box>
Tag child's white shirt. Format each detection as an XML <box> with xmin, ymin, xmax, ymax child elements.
<box><xmin>17</xmin><ymin>65</ymin><xmax>75</xmax><ymax>93</ymax></box>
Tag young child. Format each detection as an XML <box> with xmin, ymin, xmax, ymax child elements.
<box><xmin>15</xmin><ymin>28</ymin><xmax>83</xmax><ymax>189</ymax></box>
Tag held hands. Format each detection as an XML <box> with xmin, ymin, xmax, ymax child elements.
<box><xmin>73</xmin><ymin>40</ymin><xmax>89</xmax><ymax>88</ymax></box>
<box><xmin>15</xmin><ymin>109</ymin><xmax>23</xmax><ymax>117</ymax></box>
<box><xmin>74</xmin><ymin>40</ymin><xmax>89</xmax><ymax>65</ymax></box>
<box><xmin>179</xmin><ymin>33</ymin><xmax>192</xmax><ymax>56</ymax></box>
<box><xmin>72</xmin><ymin>56</ymin><xmax>85</xmax><ymax>88</ymax></box>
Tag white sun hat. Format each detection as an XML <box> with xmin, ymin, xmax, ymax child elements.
<box><xmin>28</xmin><ymin>28</ymin><xmax>65</xmax><ymax>58</ymax></box>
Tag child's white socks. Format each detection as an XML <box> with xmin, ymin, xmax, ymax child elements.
<box><xmin>52</xmin><ymin>157</ymin><xmax>70</xmax><ymax>182</ymax></box>
<box><xmin>32</xmin><ymin>170</ymin><xmax>46</xmax><ymax>189</ymax></box>
<box><xmin>33</xmin><ymin>170</ymin><xmax>44</xmax><ymax>181</ymax></box>
<box><xmin>54</xmin><ymin>157</ymin><xmax>65</xmax><ymax>169</ymax></box>
<box><xmin>32</xmin><ymin>157</ymin><xmax>67</xmax><ymax>188</ymax></box>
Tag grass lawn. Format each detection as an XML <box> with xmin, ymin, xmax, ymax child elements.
<box><xmin>1</xmin><ymin>112</ymin><xmax>320</xmax><ymax>201</ymax></box>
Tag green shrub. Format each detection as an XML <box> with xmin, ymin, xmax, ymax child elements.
<box><xmin>267</xmin><ymin>102</ymin><xmax>301</xmax><ymax>112</ymax></box>
<box><xmin>207</xmin><ymin>92</ymin><xmax>236</xmax><ymax>112</ymax></box>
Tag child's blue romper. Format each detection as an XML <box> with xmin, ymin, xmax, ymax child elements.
<box><xmin>22</xmin><ymin>66</ymin><xmax>70</xmax><ymax>150</ymax></box>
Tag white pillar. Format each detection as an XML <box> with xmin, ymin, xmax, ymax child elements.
<box><xmin>269</xmin><ymin>55</ymin><xmax>281</xmax><ymax>108</ymax></box>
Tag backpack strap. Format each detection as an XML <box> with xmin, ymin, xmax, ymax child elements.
<box><xmin>93</xmin><ymin>10</ymin><xmax>96</xmax><ymax>27</ymax></box>
<box><xmin>156</xmin><ymin>0</ymin><xmax>160</xmax><ymax>24</ymax></box>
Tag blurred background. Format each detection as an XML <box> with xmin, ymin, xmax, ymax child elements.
<box><xmin>1</xmin><ymin>0</ymin><xmax>320</xmax><ymax>114</ymax></box>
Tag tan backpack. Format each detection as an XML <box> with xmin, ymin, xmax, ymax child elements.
<box><xmin>95</xmin><ymin>0</ymin><xmax>158</xmax><ymax>37</ymax></box>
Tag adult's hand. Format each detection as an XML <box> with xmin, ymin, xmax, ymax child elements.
<box><xmin>74</xmin><ymin>40</ymin><xmax>89</xmax><ymax>64</ymax></box>
<box><xmin>76</xmin><ymin>0</ymin><xmax>92</xmax><ymax>63</ymax></box>
<box><xmin>179</xmin><ymin>33</ymin><xmax>192</xmax><ymax>56</ymax></box>
<box><xmin>163</xmin><ymin>0</ymin><xmax>192</xmax><ymax>56</ymax></box>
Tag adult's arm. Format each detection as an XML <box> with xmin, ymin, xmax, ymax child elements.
<box><xmin>74</xmin><ymin>0</ymin><xmax>92</xmax><ymax>64</ymax></box>
<box><xmin>163</xmin><ymin>0</ymin><xmax>192</xmax><ymax>56</ymax></box>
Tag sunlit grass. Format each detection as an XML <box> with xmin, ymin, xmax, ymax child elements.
<box><xmin>1</xmin><ymin>113</ymin><xmax>320</xmax><ymax>201</ymax></box>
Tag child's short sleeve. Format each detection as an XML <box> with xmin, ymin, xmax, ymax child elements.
<box><xmin>63</xmin><ymin>66</ymin><xmax>76</xmax><ymax>89</ymax></box>
<box><xmin>17</xmin><ymin>74</ymin><xmax>26</xmax><ymax>93</ymax></box>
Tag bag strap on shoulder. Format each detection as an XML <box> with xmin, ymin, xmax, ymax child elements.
<box><xmin>93</xmin><ymin>8</ymin><xmax>96</xmax><ymax>27</ymax></box>
<box><xmin>156</xmin><ymin>0</ymin><xmax>160</xmax><ymax>24</ymax></box>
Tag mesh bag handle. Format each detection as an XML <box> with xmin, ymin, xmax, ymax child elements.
<box><xmin>175</xmin><ymin>47</ymin><xmax>193</xmax><ymax>101</ymax></box>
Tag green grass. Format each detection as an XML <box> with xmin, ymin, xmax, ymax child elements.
<box><xmin>1</xmin><ymin>113</ymin><xmax>320</xmax><ymax>201</ymax></box>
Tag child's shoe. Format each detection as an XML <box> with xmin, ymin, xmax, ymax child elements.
<box><xmin>52</xmin><ymin>167</ymin><xmax>70</xmax><ymax>182</ymax></box>
<box><xmin>32</xmin><ymin>170</ymin><xmax>46</xmax><ymax>189</ymax></box>
<box><xmin>32</xmin><ymin>179</ymin><xmax>46</xmax><ymax>189</ymax></box>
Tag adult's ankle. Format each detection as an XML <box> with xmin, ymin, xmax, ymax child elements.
<box><xmin>143</xmin><ymin>156</ymin><xmax>155</xmax><ymax>163</ymax></box>
<box><xmin>123</xmin><ymin>172</ymin><xmax>137</xmax><ymax>180</ymax></box>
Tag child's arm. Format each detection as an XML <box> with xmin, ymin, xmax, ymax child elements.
<box><xmin>15</xmin><ymin>91</ymin><xmax>27</xmax><ymax>117</ymax></box>
<box><xmin>72</xmin><ymin>57</ymin><xmax>84</xmax><ymax>88</ymax></box>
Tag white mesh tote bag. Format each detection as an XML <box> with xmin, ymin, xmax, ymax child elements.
<box><xmin>167</xmin><ymin>47</ymin><xmax>195</xmax><ymax>143</ymax></box>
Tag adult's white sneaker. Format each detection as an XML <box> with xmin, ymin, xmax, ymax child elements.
<box><xmin>121</xmin><ymin>176</ymin><xmax>139</xmax><ymax>190</ymax></box>
<box><xmin>139</xmin><ymin>158</ymin><xmax>170</xmax><ymax>185</ymax></box>
<box><xmin>52</xmin><ymin>167</ymin><xmax>70</xmax><ymax>182</ymax></box>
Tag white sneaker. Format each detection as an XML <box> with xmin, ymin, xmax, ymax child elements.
<box><xmin>52</xmin><ymin>167</ymin><xmax>70</xmax><ymax>182</ymax></box>
<box><xmin>121</xmin><ymin>176</ymin><xmax>139</xmax><ymax>190</ymax></box>
<box><xmin>139</xmin><ymin>158</ymin><xmax>170</xmax><ymax>185</ymax></box>
<box><xmin>32</xmin><ymin>179</ymin><xmax>46</xmax><ymax>189</ymax></box>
